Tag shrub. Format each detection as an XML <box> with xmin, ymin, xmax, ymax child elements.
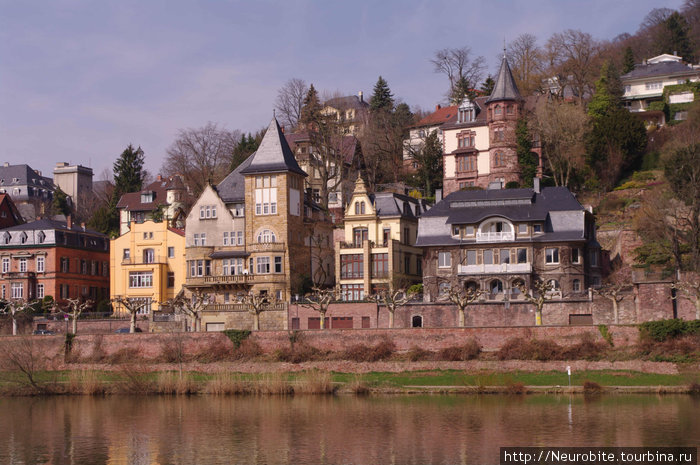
<box><xmin>497</xmin><ymin>338</ymin><xmax>563</xmax><ymax>361</ymax></box>
<box><xmin>437</xmin><ymin>339</ymin><xmax>481</xmax><ymax>361</ymax></box>
<box><xmin>639</xmin><ymin>319</ymin><xmax>700</xmax><ymax>342</ymax></box>
<box><xmin>506</xmin><ymin>381</ymin><xmax>526</xmax><ymax>395</ymax></box>
<box><xmin>689</xmin><ymin>383</ymin><xmax>700</xmax><ymax>395</ymax></box>
<box><xmin>562</xmin><ymin>333</ymin><xmax>608</xmax><ymax>360</ymax></box>
<box><xmin>407</xmin><ymin>346</ymin><xmax>433</xmax><ymax>361</ymax></box>
<box><xmin>193</xmin><ymin>339</ymin><xmax>232</xmax><ymax>363</ymax></box>
<box><xmin>583</xmin><ymin>380</ymin><xmax>603</xmax><ymax>395</ymax></box>
<box><xmin>343</xmin><ymin>338</ymin><xmax>395</xmax><ymax>362</ymax></box>
<box><xmin>347</xmin><ymin>375</ymin><xmax>370</xmax><ymax>395</ymax></box>
<box><xmin>232</xmin><ymin>339</ymin><xmax>263</xmax><ymax>361</ymax></box>
<box><xmin>407</xmin><ymin>283</ymin><xmax>423</xmax><ymax>296</ymax></box>
<box><xmin>598</xmin><ymin>325</ymin><xmax>614</xmax><ymax>347</ymax></box>
<box><xmin>274</xmin><ymin>343</ymin><xmax>323</xmax><ymax>363</ymax></box>
<box><xmin>223</xmin><ymin>329</ymin><xmax>251</xmax><ymax>349</ymax></box>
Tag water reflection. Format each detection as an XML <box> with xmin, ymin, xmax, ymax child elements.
<box><xmin>0</xmin><ymin>395</ymin><xmax>698</xmax><ymax>465</ymax></box>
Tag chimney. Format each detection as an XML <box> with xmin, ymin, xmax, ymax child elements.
<box><xmin>533</xmin><ymin>177</ymin><xmax>541</xmax><ymax>194</ymax></box>
<box><xmin>435</xmin><ymin>189</ymin><xmax>442</xmax><ymax>203</ymax></box>
<box><xmin>358</xmin><ymin>91</ymin><xmax>363</xmax><ymax>102</ymax></box>
<box><xmin>66</xmin><ymin>214</ymin><xmax>72</xmax><ymax>229</ymax></box>
<box><xmin>281</xmin><ymin>125</ymin><xmax>285</xmax><ymax>133</ymax></box>
<box><xmin>156</xmin><ymin>174</ymin><xmax>162</xmax><ymax>182</ymax></box>
<box><xmin>436</xmin><ymin>104</ymin><xmax>441</xmax><ymax>111</ymax></box>
<box><xmin>3</xmin><ymin>162</ymin><xmax>8</xmax><ymax>167</ymax></box>
<box><xmin>80</xmin><ymin>222</ymin><xmax>86</xmax><ymax>231</ymax></box>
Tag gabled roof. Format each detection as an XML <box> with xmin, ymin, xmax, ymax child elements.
<box><xmin>486</xmin><ymin>55</ymin><xmax>522</xmax><ymax>103</ymax></box>
<box><xmin>372</xmin><ymin>192</ymin><xmax>428</xmax><ymax>219</ymax></box>
<box><xmin>621</xmin><ymin>60</ymin><xmax>699</xmax><ymax>81</ymax></box>
<box><xmin>1</xmin><ymin>218</ymin><xmax>104</xmax><ymax>236</ymax></box>
<box><xmin>324</xmin><ymin>95</ymin><xmax>369</xmax><ymax>110</ymax></box>
<box><xmin>239</xmin><ymin>118</ymin><xmax>307</xmax><ymax>176</ymax></box>
<box><xmin>412</xmin><ymin>105</ymin><xmax>458</xmax><ymax>128</ymax></box>
<box><xmin>0</xmin><ymin>194</ymin><xmax>24</xmax><ymax>225</ymax></box>
<box><xmin>217</xmin><ymin>154</ymin><xmax>254</xmax><ymax>203</ymax></box>
<box><xmin>0</xmin><ymin>164</ymin><xmax>55</xmax><ymax>190</ymax></box>
<box><xmin>440</xmin><ymin>96</ymin><xmax>488</xmax><ymax>130</ymax></box>
<box><xmin>116</xmin><ymin>176</ymin><xmax>184</xmax><ymax>211</ymax></box>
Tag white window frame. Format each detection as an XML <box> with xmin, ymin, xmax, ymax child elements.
<box><xmin>19</xmin><ymin>258</ymin><xmax>27</xmax><ymax>273</ymax></box>
<box><xmin>37</xmin><ymin>283</ymin><xmax>44</xmax><ymax>299</ymax></box>
<box><xmin>2</xmin><ymin>257</ymin><xmax>9</xmax><ymax>273</ymax></box>
<box><xmin>438</xmin><ymin>252</ymin><xmax>452</xmax><ymax>268</ymax></box>
<box><xmin>11</xmin><ymin>282</ymin><xmax>23</xmax><ymax>299</ymax></box>
<box><xmin>129</xmin><ymin>271</ymin><xmax>153</xmax><ymax>288</ymax></box>
<box><xmin>36</xmin><ymin>256</ymin><xmax>45</xmax><ymax>273</ymax></box>
<box><xmin>545</xmin><ymin>247</ymin><xmax>560</xmax><ymax>264</ymax></box>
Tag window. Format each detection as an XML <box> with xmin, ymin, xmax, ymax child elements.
<box><xmin>3</xmin><ymin>232</ymin><xmax>10</xmax><ymax>244</ymax></box>
<box><xmin>354</xmin><ymin>201</ymin><xmax>366</xmax><ymax>215</ymax></box>
<box><xmin>465</xmin><ymin>226</ymin><xmax>475</xmax><ymax>236</ymax></box>
<box><xmin>494</xmin><ymin>105</ymin><xmax>502</xmax><ymax>116</ymax></box>
<box><xmin>274</xmin><ymin>256</ymin><xmax>283</xmax><ymax>273</ymax></box>
<box><xmin>81</xmin><ymin>260</ymin><xmax>88</xmax><ymax>274</ymax></box>
<box><xmin>533</xmin><ymin>224</ymin><xmax>543</xmax><ymax>234</ymax></box>
<box><xmin>255</xmin><ymin>175</ymin><xmax>277</xmax><ymax>215</ymax></box>
<box><xmin>223</xmin><ymin>232</ymin><xmax>230</xmax><ymax>245</ymax></box>
<box><xmin>2</xmin><ymin>257</ymin><xmax>9</xmax><ymax>273</ymax></box>
<box><xmin>403</xmin><ymin>227</ymin><xmax>410</xmax><ymax>244</ymax></box>
<box><xmin>20</xmin><ymin>232</ymin><xmax>27</xmax><ymax>244</ymax></box>
<box><xmin>60</xmin><ymin>284</ymin><xmax>69</xmax><ymax>299</ymax></box>
<box><xmin>188</xmin><ymin>259</ymin><xmax>211</xmax><ymax>277</ymax></box>
<box><xmin>589</xmin><ymin>250</ymin><xmax>598</xmax><ymax>266</ymax></box>
<box><xmin>19</xmin><ymin>258</ymin><xmax>27</xmax><ymax>273</ymax></box>
<box><xmin>256</xmin><ymin>257</ymin><xmax>270</xmax><ymax>274</ymax></box>
<box><xmin>37</xmin><ymin>231</ymin><xmax>45</xmax><ymax>244</ymax></box>
<box><xmin>123</xmin><ymin>249</ymin><xmax>130</xmax><ymax>260</ymax></box>
<box><xmin>506</xmin><ymin>105</ymin><xmax>514</xmax><ymax>115</ymax></box>
<box><xmin>457</xmin><ymin>155</ymin><xmax>476</xmax><ymax>172</ymax></box>
<box><xmin>167</xmin><ymin>272</ymin><xmax>175</xmax><ymax>288</ymax></box>
<box><xmin>143</xmin><ymin>249</ymin><xmax>155</xmax><ymax>264</ymax></box>
<box><xmin>168</xmin><ymin>247</ymin><xmax>175</xmax><ymax>258</ymax></box>
<box><xmin>483</xmin><ymin>249</ymin><xmax>494</xmax><ymax>265</ymax></box>
<box><xmin>236</xmin><ymin>231</ymin><xmax>244</xmax><ymax>245</ymax></box>
<box><xmin>404</xmin><ymin>255</ymin><xmax>411</xmax><ymax>273</ymax></box>
<box><xmin>371</xmin><ymin>253</ymin><xmax>388</xmax><ymax>278</ymax></box>
<box><xmin>382</xmin><ymin>228</ymin><xmax>391</xmax><ymax>246</ymax></box>
<box><xmin>453</xmin><ymin>225</ymin><xmax>461</xmax><ymax>237</ymax></box>
<box><xmin>457</xmin><ymin>131</ymin><xmax>475</xmax><ymax>148</ymax></box>
<box><xmin>129</xmin><ymin>271</ymin><xmax>153</xmax><ymax>288</ymax></box>
<box><xmin>102</xmin><ymin>262</ymin><xmax>109</xmax><ymax>277</ymax></box>
<box><xmin>573</xmin><ymin>279</ymin><xmax>581</xmax><ymax>292</ymax></box>
<box><xmin>353</xmin><ymin>228</ymin><xmax>368</xmax><ymax>247</ymax></box>
<box><xmin>36</xmin><ymin>256</ymin><xmax>45</xmax><ymax>273</ymax></box>
<box><xmin>37</xmin><ymin>283</ymin><xmax>44</xmax><ymax>299</ymax></box>
<box><xmin>341</xmin><ymin>284</ymin><xmax>364</xmax><ymax>301</ymax></box>
<box><xmin>1</xmin><ymin>284</ymin><xmax>4</xmax><ymax>298</ymax></box>
<box><xmin>91</xmin><ymin>261</ymin><xmax>98</xmax><ymax>275</ymax></box>
<box><xmin>493</xmin><ymin>151</ymin><xmax>505</xmax><ymax>167</ymax></box>
<box><xmin>257</xmin><ymin>229</ymin><xmax>276</xmax><ymax>243</ymax></box>
<box><xmin>438</xmin><ymin>252</ymin><xmax>451</xmax><ymax>268</ymax></box>
<box><xmin>129</xmin><ymin>297</ymin><xmax>152</xmax><ymax>315</ymax></box>
<box><xmin>518</xmin><ymin>224</ymin><xmax>527</xmax><ymax>234</ymax></box>
<box><xmin>199</xmin><ymin>205</ymin><xmax>217</xmax><ymax>219</ymax></box>
<box><xmin>340</xmin><ymin>254</ymin><xmax>364</xmax><ymax>278</ymax></box>
<box><xmin>645</xmin><ymin>81</ymin><xmax>663</xmax><ymax>91</ymax></box>
<box><xmin>545</xmin><ymin>248</ymin><xmax>560</xmax><ymax>264</ymax></box>
<box><xmin>511</xmin><ymin>279</ymin><xmax>524</xmax><ymax>299</ymax></box>
<box><xmin>499</xmin><ymin>249</ymin><xmax>510</xmax><ymax>264</ymax></box>
<box><xmin>466</xmin><ymin>250</ymin><xmax>477</xmax><ymax>265</ymax></box>
<box><xmin>11</xmin><ymin>282</ymin><xmax>23</xmax><ymax>299</ymax></box>
<box><xmin>572</xmin><ymin>248</ymin><xmax>581</xmax><ymax>264</ymax></box>
<box><xmin>517</xmin><ymin>248</ymin><xmax>527</xmax><ymax>264</ymax></box>
<box><xmin>489</xmin><ymin>279</ymin><xmax>503</xmax><ymax>299</ymax></box>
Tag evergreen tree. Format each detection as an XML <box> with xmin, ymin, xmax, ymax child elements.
<box><xmin>113</xmin><ymin>144</ymin><xmax>145</xmax><ymax>201</ymax></box>
<box><xmin>450</xmin><ymin>75</ymin><xmax>475</xmax><ymax>104</ymax></box>
<box><xmin>661</xmin><ymin>12</ymin><xmax>694</xmax><ymax>62</ymax></box>
<box><xmin>516</xmin><ymin>118</ymin><xmax>538</xmax><ymax>188</ymax></box>
<box><xmin>230</xmin><ymin>131</ymin><xmax>264</xmax><ymax>171</ymax></box>
<box><xmin>587</xmin><ymin>62</ymin><xmax>622</xmax><ymax>119</ymax></box>
<box><xmin>50</xmin><ymin>188</ymin><xmax>71</xmax><ymax>217</ymax></box>
<box><xmin>480</xmin><ymin>76</ymin><xmax>495</xmax><ymax>96</ymax></box>
<box><xmin>622</xmin><ymin>46</ymin><xmax>636</xmax><ymax>74</ymax></box>
<box><xmin>408</xmin><ymin>130</ymin><xmax>443</xmax><ymax>197</ymax></box>
<box><xmin>299</xmin><ymin>84</ymin><xmax>322</xmax><ymax>127</ymax></box>
<box><xmin>369</xmin><ymin>76</ymin><xmax>394</xmax><ymax>112</ymax></box>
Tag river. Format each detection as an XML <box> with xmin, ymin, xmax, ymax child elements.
<box><xmin>0</xmin><ymin>394</ymin><xmax>698</xmax><ymax>464</ymax></box>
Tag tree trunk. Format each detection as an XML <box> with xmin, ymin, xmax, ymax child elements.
<box><xmin>130</xmin><ymin>312</ymin><xmax>137</xmax><ymax>333</ymax></box>
<box><xmin>253</xmin><ymin>312</ymin><xmax>260</xmax><ymax>331</ymax></box>
<box><xmin>535</xmin><ymin>307</ymin><xmax>542</xmax><ymax>326</ymax></box>
<box><xmin>612</xmin><ymin>299</ymin><xmax>619</xmax><ymax>325</ymax></box>
<box><xmin>12</xmin><ymin>317</ymin><xmax>17</xmax><ymax>336</ymax></box>
<box><xmin>72</xmin><ymin>315</ymin><xmax>78</xmax><ymax>335</ymax></box>
<box><xmin>195</xmin><ymin>316</ymin><xmax>201</xmax><ymax>332</ymax></box>
<box><xmin>320</xmin><ymin>310</ymin><xmax>326</xmax><ymax>329</ymax></box>
<box><xmin>458</xmin><ymin>308</ymin><xmax>465</xmax><ymax>327</ymax></box>
<box><xmin>388</xmin><ymin>309</ymin><xmax>394</xmax><ymax>328</ymax></box>
<box><xmin>695</xmin><ymin>299</ymin><xmax>700</xmax><ymax>320</ymax></box>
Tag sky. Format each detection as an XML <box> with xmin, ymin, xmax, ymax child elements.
<box><xmin>0</xmin><ymin>0</ymin><xmax>685</xmax><ymax>181</ymax></box>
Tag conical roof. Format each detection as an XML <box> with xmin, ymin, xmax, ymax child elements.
<box><xmin>239</xmin><ymin>118</ymin><xmax>307</xmax><ymax>176</ymax></box>
<box><xmin>486</xmin><ymin>54</ymin><xmax>522</xmax><ymax>103</ymax></box>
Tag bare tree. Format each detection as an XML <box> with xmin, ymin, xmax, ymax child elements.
<box><xmin>165</xmin><ymin>289</ymin><xmax>210</xmax><ymax>332</ymax></box>
<box><xmin>275</xmin><ymin>78</ymin><xmax>308</xmax><ymax>131</ymax></box>
<box><xmin>517</xmin><ymin>279</ymin><xmax>555</xmax><ymax>326</ymax></box>
<box><xmin>111</xmin><ymin>296</ymin><xmax>144</xmax><ymax>334</ymax></box>
<box><xmin>62</xmin><ymin>297</ymin><xmax>94</xmax><ymax>335</ymax></box>
<box><xmin>0</xmin><ymin>337</ymin><xmax>50</xmax><ymax>391</ymax></box>
<box><xmin>431</xmin><ymin>47</ymin><xmax>486</xmax><ymax>103</ymax></box>
<box><xmin>546</xmin><ymin>29</ymin><xmax>601</xmax><ymax>103</ymax></box>
<box><xmin>366</xmin><ymin>287</ymin><xmax>414</xmax><ymax>328</ymax></box>
<box><xmin>299</xmin><ymin>287</ymin><xmax>337</xmax><ymax>330</ymax></box>
<box><xmin>593</xmin><ymin>268</ymin><xmax>633</xmax><ymax>324</ymax></box>
<box><xmin>239</xmin><ymin>292</ymin><xmax>277</xmax><ymax>331</ymax></box>
<box><xmin>530</xmin><ymin>97</ymin><xmax>588</xmax><ymax>187</ymax></box>
<box><xmin>2</xmin><ymin>299</ymin><xmax>32</xmax><ymax>336</ymax></box>
<box><xmin>162</xmin><ymin>122</ymin><xmax>241</xmax><ymax>197</ymax></box>
<box><xmin>507</xmin><ymin>33</ymin><xmax>546</xmax><ymax>96</ymax></box>
<box><xmin>447</xmin><ymin>283</ymin><xmax>484</xmax><ymax>327</ymax></box>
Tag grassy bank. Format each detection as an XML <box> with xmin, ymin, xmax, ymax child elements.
<box><xmin>1</xmin><ymin>368</ymin><xmax>698</xmax><ymax>397</ymax></box>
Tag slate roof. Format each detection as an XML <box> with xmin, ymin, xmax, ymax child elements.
<box><xmin>0</xmin><ymin>164</ymin><xmax>55</xmax><ymax>191</ymax></box>
<box><xmin>324</xmin><ymin>95</ymin><xmax>369</xmax><ymax>110</ymax></box>
<box><xmin>440</xmin><ymin>96</ymin><xmax>489</xmax><ymax>130</ymax></box>
<box><xmin>216</xmin><ymin>154</ymin><xmax>254</xmax><ymax>203</ymax></box>
<box><xmin>416</xmin><ymin>186</ymin><xmax>586</xmax><ymax>247</ymax></box>
<box><xmin>1</xmin><ymin>218</ymin><xmax>104</xmax><ymax>236</ymax></box>
<box><xmin>371</xmin><ymin>192</ymin><xmax>429</xmax><ymax>219</ymax></box>
<box><xmin>239</xmin><ymin>118</ymin><xmax>307</xmax><ymax>176</ymax></box>
<box><xmin>116</xmin><ymin>176</ymin><xmax>184</xmax><ymax>212</ymax></box>
<box><xmin>486</xmin><ymin>55</ymin><xmax>522</xmax><ymax>103</ymax></box>
<box><xmin>621</xmin><ymin>60</ymin><xmax>699</xmax><ymax>80</ymax></box>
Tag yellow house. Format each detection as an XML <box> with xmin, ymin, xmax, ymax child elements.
<box><xmin>336</xmin><ymin>176</ymin><xmax>430</xmax><ymax>300</ymax></box>
<box><xmin>110</xmin><ymin>220</ymin><xmax>186</xmax><ymax>317</ymax></box>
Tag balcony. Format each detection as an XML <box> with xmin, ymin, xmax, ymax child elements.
<box><xmin>458</xmin><ymin>263</ymin><xmax>531</xmax><ymax>275</ymax></box>
<box><xmin>3</xmin><ymin>271</ymin><xmax>36</xmax><ymax>279</ymax></box>
<box><xmin>475</xmin><ymin>231</ymin><xmax>515</xmax><ymax>243</ymax></box>
<box><xmin>187</xmin><ymin>274</ymin><xmax>261</xmax><ymax>286</ymax></box>
<box><xmin>205</xmin><ymin>302</ymin><xmax>288</xmax><ymax>312</ymax></box>
<box><xmin>122</xmin><ymin>256</ymin><xmax>168</xmax><ymax>265</ymax></box>
<box><xmin>247</xmin><ymin>241</ymin><xmax>286</xmax><ymax>253</ymax></box>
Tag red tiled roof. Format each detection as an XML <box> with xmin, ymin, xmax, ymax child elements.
<box><xmin>168</xmin><ymin>227</ymin><xmax>185</xmax><ymax>236</ymax></box>
<box><xmin>412</xmin><ymin>105</ymin><xmax>458</xmax><ymax>128</ymax></box>
<box><xmin>116</xmin><ymin>176</ymin><xmax>183</xmax><ymax>212</ymax></box>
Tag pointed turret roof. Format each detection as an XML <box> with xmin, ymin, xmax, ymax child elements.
<box><xmin>486</xmin><ymin>54</ymin><xmax>522</xmax><ymax>103</ymax></box>
<box><xmin>239</xmin><ymin>118</ymin><xmax>307</xmax><ymax>177</ymax></box>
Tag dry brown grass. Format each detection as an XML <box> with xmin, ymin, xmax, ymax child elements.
<box><xmin>154</xmin><ymin>372</ymin><xmax>197</xmax><ymax>395</ymax></box>
<box><xmin>407</xmin><ymin>346</ymin><xmax>434</xmax><ymax>361</ymax></box>
<box><xmin>342</xmin><ymin>337</ymin><xmax>395</xmax><ymax>362</ymax></box>
<box><xmin>67</xmin><ymin>370</ymin><xmax>106</xmax><ymax>395</ymax></box>
<box><xmin>252</xmin><ymin>373</ymin><xmax>293</xmax><ymax>395</ymax></box>
<box><xmin>205</xmin><ymin>373</ymin><xmax>249</xmax><ymax>395</ymax></box>
<box><xmin>192</xmin><ymin>339</ymin><xmax>232</xmax><ymax>363</ymax></box>
<box><xmin>113</xmin><ymin>365</ymin><xmax>153</xmax><ymax>394</ymax></box>
<box><xmin>232</xmin><ymin>339</ymin><xmax>263</xmax><ymax>361</ymax></box>
<box><xmin>497</xmin><ymin>335</ymin><xmax>607</xmax><ymax>361</ymax></box>
<box><xmin>294</xmin><ymin>371</ymin><xmax>336</xmax><ymax>394</ymax></box>
<box><xmin>437</xmin><ymin>339</ymin><xmax>481</xmax><ymax>361</ymax></box>
<box><xmin>347</xmin><ymin>375</ymin><xmax>370</xmax><ymax>395</ymax></box>
<box><xmin>274</xmin><ymin>343</ymin><xmax>324</xmax><ymax>363</ymax></box>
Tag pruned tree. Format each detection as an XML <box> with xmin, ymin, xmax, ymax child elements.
<box><xmin>366</xmin><ymin>287</ymin><xmax>413</xmax><ymax>328</ymax></box>
<box><xmin>1</xmin><ymin>299</ymin><xmax>32</xmax><ymax>336</ymax></box>
<box><xmin>162</xmin><ymin>122</ymin><xmax>241</xmax><ymax>198</ymax></box>
<box><xmin>275</xmin><ymin>78</ymin><xmax>308</xmax><ymax>131</ymax></box>
<box><xmin>239</xmin><ymin>292</ymin><xmax>277</xmax><ymax>331</ymax></box>
<box><xmin>517</xmin><ymin>279</ymin><xmax>555</xmax><ymax>326</ymax></box>
<box><xmin>593</xmin><ymin>268</ymin><xmax>633</xmax><ymax>324</ymax></box>
<box><xmin>111</xmin><ymin>296</ymin><xmax>144</xmax><ymax>334</ymax></box>
<box><xmin>62</xmin><ymin>297</ymin><xmax>94</xmax><ymax>335</ymax></box>
<box><xmin>546</xmin><ymin>29</ymin><xmax>601</xmax><ymax>103</ymax></box>
<box><xmin>673</xmin><ymin>275</ymin><xmax>700</xmax><ymax>320</ymax></box>
<box><xmin>431</xmin><ymin>46</ymin><xmax>486</xmax><ymax>103</ymax></box>
<box><xmin>447</xmin><ymin>282</ymin><xmax>484</xmax><ymax>327</ymax></box>
<box><xmin>299</xmin><ymin>287</ymin><xmax>337</xmax><ymax>330</ymax></box>
<box><xmin>166</xmin><ymin>289</ymin><xmax>210</xmax><ymax>332</ymax></box>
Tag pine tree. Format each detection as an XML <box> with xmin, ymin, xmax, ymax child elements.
<box><xmin>369</xmin><ymin>76</ymin><xmax>394</xmax><ymax>112</ymax></box>
<box><xmin>409</xmin><ymin>130</ymin><xmax>443</xmax><ymax>197</ymax></box>
<box><xmin>587</xmin><ymin>62</ymin><xmax>622</xmax><ymax>119</ymax></box>
<box><xmin>299</xmin><ymin>84</ymin><xmax>322</xmax><ymax>127</ymax></box>
<box><xmin>450</xmin><ymin>76</ymin><xmax>474</xmax><ymax>104</ymax></box>
<box><xmin>662</xmin><ymin>12</ymin><xmax>694</xmax><ymax>62</ymax></box>
<box><xmin>230</xmin><ymin>131</ymin><xmax>264</xmax><ymax>171</ymax></box>
<box><xmin>622</xmin><ymin>47</ymin><xmax>635</xmax><ymax>74</ymax></box>
<box><xmin>50</xmin><ymin>187</ymin><xmax>71</xmax><ymax>217</ymax></box>
<box><xmin>480</xmin><ymin>76</ymin><xmax>496</xmax><ymax>96</ymax></box>
<box><xmin>113</xmin><ymin>144</ymin><xmax>145</xmax><ymax>200</ymax></box>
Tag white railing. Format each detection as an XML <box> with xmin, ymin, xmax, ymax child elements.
<box><xmin>458</xmin><ymin>263</ymin><xmax>531</xmax><ymax>274</ymax></box>
<box><xmin>475</xmin><ymin>231</ymin><xmax>515</xmax><ymax>242</ymax></box>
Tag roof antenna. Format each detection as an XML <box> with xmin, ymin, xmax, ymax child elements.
<box><xmin>273</xmin><ymin>109</ymin><xmax>276</xmax><ymax>118</ymax></box>
<box><xmin>503</xmin><ymin>37</ymin><xmax>507</xmax><ymax>58</ymax></box>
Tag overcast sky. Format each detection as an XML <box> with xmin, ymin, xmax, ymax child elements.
<box><xmin>0</xmin><ymin>0</ymin><xmax>684</xmax><ymax>180</ymax></box>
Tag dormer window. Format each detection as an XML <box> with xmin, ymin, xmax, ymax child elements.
<box><xmin>477</xmin><ymin>218</ymin><xmax>514</xmax><ymax>242</ymax></box>
<box><xmin>37</xmin><ymin>231</ymin><xmax>45</xmax><ymax>244</ymax></box>
<box><xmin>141</xmin><ymin>192</ymin><xmax>154</xmax><ymax>203</ymax></box>
<box><xmin>3</xmin><ymin>232</ymin><xmax>10</xmax><ymax>244</ymax></box>
<box><xmin>20</xmin><ymin>232</ymin><xmax>27</xmax><ymax>244</ymax></box>
<box><xmin>458</xmin><ymin>98</ymin><xmax>476</xmax><ymax>123</ymax></box>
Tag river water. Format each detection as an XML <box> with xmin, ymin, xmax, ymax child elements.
<box><xmin>0</xmin><ymin>394</ymin><xmax>698</xmax><ymax>464</ymax></box>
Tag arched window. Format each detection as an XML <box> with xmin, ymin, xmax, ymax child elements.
<box><xmin>257</xmin><ymin>229</ymin><xmax>276</xmax><ymax>243</ymax></box>
<box><xmin>494</xmin><ymin>105</ymin><xmax>502</xmax><ymax>116</ymax></box>
<box><xmin>412</xmin><ymin>315</ymin><xmax>423</xmax><ymax>328</ymax></box>
<box><xmin>465</xmin><ymin>280</ymin><xmax>479</xmax><ymax>292</ymax></box>
<box><xmin>360</xmin><ymin>201</ymin><xmax>365</xmax><ymax>214</ymax></box>
<box><xmin>489</xmin><ymin>279</ymin><xmax>503</xmax><ymax>299</ymax></box>
<box><xmin>355</xmin><ymin>202</ymin><xmax>360</xmax><ymax>214</ymax></box>
<box><xmin>20</xmin><ymin>232</ymin><xmax>27</xmax><ymax>244</ymax></box>
<box><xmin>37</xmin><ymin>231</ymin><xmax>45</xmax><ymax>244</ymax></box>
<box><xmin>478</xmin><ymin>219</ymin><xmax>514</xmax><ymax>241</ymax></box>
<box><xmin>3</xmin><ymin>232</ymin><xmax>10</xmax><ymax>244</ymax></box>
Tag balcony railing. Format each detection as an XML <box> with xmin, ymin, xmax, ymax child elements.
<box><xmin>458</xmin><ymin>263</ymin><xmax>532</xmax><ymax>274</ymax></box>
<box><xmin>205</xmin><ymin>302</ymin><xmax>288</xmax><ymax>312</ymax></box>
<box><xmin>203</xmin><ymin>274</ymin><xmax>254</xmax><ymax>284</ymax></box>
<box><xmin>2</xmin><ymin>271</ymin><xmax>36</xmax><ymax>279</ymax></box>
<box><xmin>475</xmin><ymin>231</ymin><xmax>515</xmax><ymax>243</ymax></box>
<box><xmin>122</xmin><ymin>256</ymin><xmax>168</xmax><ymax>265</ymax></box>
<box><xmin>247</xmin><ymin>241</ymin><xmax>286</xmax><ymax>253</ymax></box>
